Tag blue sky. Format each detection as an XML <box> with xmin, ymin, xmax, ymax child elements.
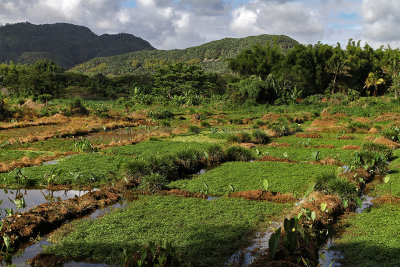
<box><xmin>0</xmin><ymin>0</ymin><xmax>398</xmax><ymax>49</ymax></box>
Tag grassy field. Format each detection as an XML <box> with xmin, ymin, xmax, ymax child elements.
<box><xmin>47</xmin><ymin>195</ymin><xmax>290</xmax><ymax>266</ymax></box>
<box><xmin>169</xmin><ymin>161</ymin><xmax>337</xmax><ymax>196</ymax></box>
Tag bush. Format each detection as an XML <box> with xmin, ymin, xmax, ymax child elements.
<box><xmin>346</xmin><ymin>122</ymin><xmax>370</xmax><ymax>133</ymax></box>
<box><xmin>188</xmin><ymin>126</ymin><xmax>201</xmax><ymax>134</ymax></box>
<box><xmin>200</xmin><ymin>121</ymin><xmax>211</xmax><ymax>128</ymax></box>
<box><xmin>251</xmin><ymin>130</ymin><xmax>271</xmax><ymax>144</ymax></box>
<box><xmin>351</xmin><ymin>151</ymin><xmax>388</xmax><ymax>174</ymax></box>
<box><xmin>238</xmin><ymin>132</ymin><xmax>252</xmax><ymax>143</ymax></box>
<box><xmin>315</xmin><ymin>172</ymin><xmax>336</xmax><ymax>192</ymax></box>
<box><xmin>382</xmin><ymin>126</ymin><xmax>400</xmax><ymax>142</ymax></box>
<box><xmin>37</xmin><ymin>94</ymin><xmax>53</xmax><ymax>103</ymax></box>
<box><xmin>139</xmin><ymin>173</ymin><xmax>167</xmax><ymax>193</ymax></box>
<box><xmin>225</xmin><ymin>146</ymin><xmax>254</xmax><ymax>162</ymax></box>
<box><xmin>174</xmin><ymin>148</ymin><xmax>206</xmax><ymax>175</ymax></box>
<box><xmin>327</xmin><ymin>178</ymin><xmax>358</xmax><ymax>200</ymax></box>
<box><xmin>65</xmin><ymin>97</ymin><xmax>89</xmax><ymax>116</ymax></box>
<box><xmin>149</xmin><ymin>109</ymin><xmax>174</xmax><ymax>120</ymax></box>
<box><xmin>361</xmin><ymin>143</ymin><xmax>393</xmax><ymax>159</ymax></box>
<box><xmin>206</xmin><ymin>144</ymin><xmax>225</xmax><ymax>163</ymax></box>
<box><xmin>227</xmin><ymin>135</ymin><xmax>241</xmax><ymax>144</ymax></box>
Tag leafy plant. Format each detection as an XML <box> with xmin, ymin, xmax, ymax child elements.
<box><xmin>74</xmin><ymin>137</ymin><xmax>96</xmax><ymax>153</ymax></box>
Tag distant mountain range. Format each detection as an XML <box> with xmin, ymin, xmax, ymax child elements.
<box><xmin>0</xmin><ymin>22</ymin><xmax>155</xmax><ymax>68</ymax></box>
<box><xmin>72</xmin><ymin>34</ymin><xmax>299</xmax><ymax>75</ymax></box>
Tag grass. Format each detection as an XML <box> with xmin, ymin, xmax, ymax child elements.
<box><xmin>276</xmin><ymin>133</ymin><xmax>368</xmax><ymax>148</ymax></box>
<box><xmin>256</xmin><ymin>146</ymin><xmax>356</xmax><ymax>163</ymax></box>
<box><xmin>334</xmin><ymin>204</ymin><xmax>400</xmax><ymax>266</ymax></box>
<box><xmin>376</xmin><ymin>149</ymin><xmax>400</xmax><ymax>197</ymax></box>
<box><xmin>0</xmin><ymin>149</ymin><xmax>50</xmax><ymax>163</ymax></box>
<box><xmin>47</xmin><ymin>195</ymin><xmax>290</xmax><ymax>266</ymax></box>
<box><xmin>104</xmin><ymin>140</ymin><xmax>215</xmax><ymax>157</ymax></box>
<box><xmin>4</xmin><ymin>138</ymin><xmax>78</xmax><ymax>152</ymax></box>
<box><xmin>169</xmin><ymin>161</ymin><xmax>336</xmax><ymax>196</ymax></box>
<box><xmin>0</xmin><ymin>153</ymin><xmax>128</xmax><ymax>187</ymax></box>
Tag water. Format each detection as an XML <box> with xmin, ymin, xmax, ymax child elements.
<box><xmin>206</xmin><ymin>196</ymin><xmax>220</xmax><ymax>201</ymax></box>
<box><xmin>42</xmin><ymin>160</ymin><xmax>59</xmax><ymax>165</ymax></box>
<box><xmin>0</xmin><ymin>188</ymin><xmax>90</xmax><ymax>219</ymax></box>
<box><xmin>0</xmin><ymin>200</ymin><xmax>126</xmax><ymax>267</ymax></box>
<box><xmin>197</xmin><ymin>169</ymin><xmax>207</xmax><ymax>175</ymax></box>
<box><xmin>228</xmin><ymin>221</ymin><xmax>281</xmax><ymax>266</ymax></box>
<box><xmin>318</xmin><ymin>195</ymin><xmax>375</xmax><ymax>266</ymax></box>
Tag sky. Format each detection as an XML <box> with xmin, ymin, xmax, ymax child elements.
<box><xmin>0</xmin><ymin>0</ymin><xmax>398</xmax><ymax>50</ymax></box>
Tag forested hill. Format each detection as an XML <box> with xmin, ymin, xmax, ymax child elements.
<box><xmin>0</xmin><ymin>22</ymin><xmax>155</xmax><ymax>68</ymax></box>
<box><xmin>72</xmin><ymin>34</ymin><xmax>298</xmax><ymax>75</ymax></box>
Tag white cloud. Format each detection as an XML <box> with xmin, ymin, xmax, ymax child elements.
<box><xmin>230</xmin><ymin>0</ymin><xmax>325</xmax><ymax>43</ymax></box>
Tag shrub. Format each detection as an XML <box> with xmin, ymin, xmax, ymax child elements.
<box><xmin>315</xmin><ymin>172</ymin><xmax>337</xmax><ymax>192</ymax></box>
<box><xmin>238</xmin><ymin>132</ymin><xmax>252</xmax><ymax>143</ymax></box>
<box><xmin>66</xmin><ymin>97</ymin><xmax>89</xmax><ymax>116</ymax></box>
<box><xmin>149</xmin><ymin>109</ymin><xmax>174</xmax><ymax>120</ymax></box>
<box><xmin>227</xmin><ymin>135</ymin><xmax>241</xmax><ymax>144</ymax></box>
<box><xmin>139</xmin><ymin>173</ymin><xmax>167</xmax><ymax>193</ymax></box>
<box><xmin>252</xmin><ymin>130</ymin><xmax>271</xmax><ymax>144</ymax></box>
<box><xmin>206</xmin><ymin>144</ymin><xmax>225</xmax><ymax>163</ymax></box>
<box><xmin>382</xmin><ymin>126</ymin><xmax>400</xmax><ymax>142</ymax></box>
<box><xmin>225</xmin><ymin>146</ymin><xmax>254</xmax><ymax>162</ymax></box>
<box><xmin>200</xmin><ymin>121</ymin><xmax>211</xmax><ymax>128</ymax></box>
<box><xmin>188</xmin><ymin>126</ymin><xmax>201</xmax><ymax>134</ymax></box>
<box><xmin>350</xmin><ymin>151</ymin><xmax>388</xmax><ymax>174</ymax></box>
<box><xmin>327</xmin><ymin>178</ymin><xmax>358</xmax><ymax>200</ymax></box>
<box><xmin>174</xmin><ymin>148</ymin><xmax>206</xmax><ymax>175</ymax></box>
<box><xmin>361</xmin><ymin>143</ymin><xmax>393</xmax><ymax>159</ymax></box>
<box><xmin>37</xmin><ymin>94</ymin><xmax>53</xmax><ymax>103</ymax></box>
<box><xmin>346</xmin><ymin>122</ymin><xmax>370</xmax><ymax>133</ymax></box>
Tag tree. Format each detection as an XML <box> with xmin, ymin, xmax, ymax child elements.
<box><xmin>364</xmin><ymin>72</ymin><xmax>385</xmax><ymax>97</ymax></box>
<box><xmin>325</xmin><ymin>47</ymin><xmax>351</xmax><ymax>94</ymax></box>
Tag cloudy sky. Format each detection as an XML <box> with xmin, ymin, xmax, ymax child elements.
<box><xmin>0</xmin><ymin>0</ymin><xmax>398</xmax><ymax>49</ymax></box>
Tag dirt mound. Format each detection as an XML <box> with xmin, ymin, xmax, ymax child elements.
<box><xmin>261</xmin><ymin>113</ymin><xmax>282</xmax><ymax>122</ymax></box>
<box><xmin>0</xmin><ymin>188</ymin><xmax>121</xmax><ymax>253</ymax></box>
<box><xmin>342</xmin><ymin>145</ymin><xmax>361</xmax><ymax>150</ymax></box>
<box><xmin>295</xmin><ymin>132</ymin><xmax>322</xmax><ymax>138</ymax></box>
<box><xmin>27</xmin><ymin>253</ymin><xmax>64</xmax><ymax>267</ymax></box>
<box><xmin>157</xmin><ymin>189</ymin><xmax>208</xmax><ymax>199</ymax></box>
<box><xmin>240</xmin><ymin>143</ymin><xmax>257</xmax><ymax>149</ymax></box>
<box><xmin>313</xmin><ymin>145</ymin><xmax>335</xmax><ymax>149</ymax></box>
<box><xmin>374</xmin><ymin>136</ymin><xmax>400</xmax><ymax>149</ymax></box>
<box><xmin>258</xmin><ymin>155</ymin><xmax>297</xmax><ymax>163</ymax></box>
<box><xmin>311</xmin><ymin>157</ymin><xmax>342</xmax><ymax>166</ymax></box>
<box><xmin>338</xmin><ymin>135</ymin><xmax>354</xmax><ymax>140</ymax></box>
<box><xmin>372</xmin><ymin>196</ymin><xmax>400</xmax><ymax>204</ymax></box>
<box><xmin>268</xmin><ymin>142</ymin><xmax>290</xmax><ymax>148</ymax></box>
<box><xmin>230</xmin><ymin>190</ymin><xmax>297</xmax><ymax>203</ymax></box>
<box><xmin>364</xmin><ymin>136</ymin><xmax>375</xmax><ymax>141</ymax></box>
<box><xmin>310</xmin><ymin>118</ymin><xmax>337</xmax><ymax>128</ymax></box>
<box><xmin>21</xmin><ymin>99</ymin><xmax>44</xmax><ymax>109</ymax></box>
<box><xmin>355</xmin><ymin>117</ymin><xmax>371</xmax><ymax>124</ymax></box>
<box><xmin>368</xmin><ymin>127</ymin><xmax>379</xmax><ymax>133</ymax></box>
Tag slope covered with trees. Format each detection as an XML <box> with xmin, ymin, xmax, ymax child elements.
<box><xmin>72</xmin><ymin>34</ymin><xmax>298</xmax><ymax>75</ymax></box>
<box><xmin>0</xmin><ymin>22</ymin><xmax>155</xmax><ymax>68</ymax></box>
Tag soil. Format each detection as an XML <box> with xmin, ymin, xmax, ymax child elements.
<box><xmin>258</xmin><ymin>155</ymin><xmax>298</xmax><ymax>163</ymax></box>
<box><xmin>338</xmin><ymin>135</ymin><xmax>354</xmax><ymax>140</ymax></box>
<box><xmin>26</xmin><ymin>253</ymin><xmax>64</xmax><ymax>267</ymax></box>
<box><xmin>268</xmin><ymin>142</ymin><xmax>291</xmax><ymax>148</ymax></box>
<box><xmin>295</xmin><ymin>133</ymin><xmax>322</xmax><ymax>138</ymax></box>
<box><xmin>156</xmin><ymin>189</ymin><xmax>208</xmax><ymax>199</ymax></box>
<box><xmin>312</xmin><ymin>145</ymin><xmax>335</xmax><ymax>149</ymax></box>
<box><xmin>0</xmin><ymin>188</ymin><xmax>121</xmax><ymax>253</ymax></box>
<box><xmin>311</xmin><ymin>157</ymin><xmax>343</xmax><ymax>166</ymax></box>
<box><xmin>342</xmin><ymin>145</ymin><xmax>361</xmax><ymax>150</ymax></box>
<box><xmin>230</xmin><ymin>190</ymin><xmax>297</xmax><ymax>203</ymax></box>
<box><xmin>373</xmin><ymin>137</ymin><xmax>400</xmax><ymax>149</ymax></box>
<box><xmin>310</xmin><ymin>118</ymin><xmax>337</xmax><ymax>128</ymax></box>
<box><xmin>240</xmin><ymin>143</ymin><xmax>257</xmax><ymax>149</ymax></box>
<box><xmin>372</xmin><ymin>196</ymin><xmax>400</xmax><ymax>204</ymax></box>
<box><xmin>261</xmin><ymin>114</ymin><xmax>282</xmax><ymax>122</ymax></box>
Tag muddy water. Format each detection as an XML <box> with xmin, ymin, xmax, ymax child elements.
<box><xmin>0</xmin><ymin>188</ymin><xmax>90</xmax><ymax>219</ymax></box>
<box><xmin>318</xmin><ymin>195</ymin><xmax>375</xmax><ymax>267</ymax></box>
<box><xmin>228</xmin><ymin>221</ymin><xmax>281</xmax><ymax>266</ymax></box>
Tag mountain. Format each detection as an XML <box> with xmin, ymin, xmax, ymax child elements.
<box><xmin>72</xmin><ymin>34</ymin><xmax>299</xmax><ymax>75</ymax></box>
<box><xmin>0</xmin><ymin>22</ymin><xmax>155</xmax><ymax>68</ymax></box>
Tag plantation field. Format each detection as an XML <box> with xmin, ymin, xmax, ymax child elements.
<box><xmin>1</xmin><ymin>99</ymin><xmax>400</xmax><ymax>266</ymax></box>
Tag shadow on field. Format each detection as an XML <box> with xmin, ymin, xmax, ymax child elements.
<box><xmin>334</xmin><ymin>241</ymin><xmax>400</xmax><ymax>267</ymax></box>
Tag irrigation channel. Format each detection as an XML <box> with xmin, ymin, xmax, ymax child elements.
<box><xmin>0</xmin><ymin>187</ymin><xmax>127</xmax><ymax>267</ymax></box>
<box><xmin>318</xmin><ymin>195</ymin><xmax>375</xmax><ymax>267</ymax></box>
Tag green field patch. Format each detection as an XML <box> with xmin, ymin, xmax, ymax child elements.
<box><xmin>169</xmin><ymin>134</ymin><xmax>225</xmax><ymax>144</ymax></box>
<box><xmin>276</xmin><ymin>133</ymin><xmax>368</xmax><ymax>148</ymax></box>
<box><xmin>169</xmin><ymin>161</ymin><xmax>336</xmax><ymax>196</ymax></box>
<box><xmin>104</xmin><ymin>140</ymin><xmax>215</xmax><ymax>157</ymax></box>
<box><xmin>376</xmin><ymin>150</ymin><xmax>400</xmax><ymax>197</ymax></box>
<box><xmin>334</xmin><ymin>204</ymin><xmax>400</xmax><ymax>266</ymax></box>
<box><xmin>47</xmin><ymin>196</ymin><xmax>289</xmax><ymax>266</ymax></box>
<box><xmin>4</xmin><ymin>138</ymin><xmax>78</xmax><ymax>153</ymax></box>
<box><xmin>0</xmin><ymin>153</ymin><xmax>128</xmax><ymax>187</ymax></box>
<box><xmin>0</xmin><ymin>149</ymin><xmax>50</xmax><ymax>163</ymax></box>
<box><xmin>256</xmin><ymin>146</ymin><xmax>355</xmax><ymax>163</ymax></box>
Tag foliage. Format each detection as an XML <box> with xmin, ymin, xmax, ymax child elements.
<box><xmin>139</xmin><ymin>173</ymin><xmax>168</xmax><ymax>193</ymax></box>
<box><xmin>382</xmin><ymin>126</ymin><xmax>400</xmax><ymax>142</ymax></box>
<box><xmin>361</xmin><ymin>142</ymin><xmax>393</xmax><ymax>159</ymax></box>
<box><xmin>46</xmin><ymin>196</ymin><xmax>287</xmax><ymax>266</ymax></box>
<box><xmin>224</xmin><ymin>146</ymin><xmax>254</xmax><ymax>162</ymax></box>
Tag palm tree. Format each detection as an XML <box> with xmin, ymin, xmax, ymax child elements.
<box><xmin>326</xmin><ymin>58</ymin><xmax>351</xmax><ymax>94</ymax></box>
<box><xmin>364</xmin><ymin>72</ymin><xmax>385</xmax><ymax>97</ymax></box>
<box><xmin>382</xmin><ymin>60</ymin><xmax>400</xmax><ymax>98</ymax></box>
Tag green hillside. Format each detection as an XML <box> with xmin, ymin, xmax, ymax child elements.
<box><xmin>0</xmin><ymin>22</ymin><xmax>155</xmax><ymax>68</ymax></box>
<box><xmin>72</xmin><ymin>34</ymin><xmax>298</xmax><ymax>75</ymax></box>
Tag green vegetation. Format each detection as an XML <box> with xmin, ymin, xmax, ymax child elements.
<box><xmin>47</xmin><ymin>196</ymin><xmax>289</xmax><ymax>266</ymax></box>
<box><xmin>0</xmin><ymin>22</ymin><xmax>154</xmax><ymax>68</ymax></box>
<box><xmin>334</xmin><ymin>204</ymin><xmax>400</xmax><ymax>267</ymax></box>
<box><xmin>73</xmin><ymin>34</ymin><xmax>298</xmax><ymax>75</ymax></box>
<box><xmin>0</xmin><ymin>153</ymin><xmax>127</xmax><ymax>187</ymax></box>
<box><xmin>169</xmin><ymin>161</ymin><xmax>336</xmax><ymax>196</ymax></box>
